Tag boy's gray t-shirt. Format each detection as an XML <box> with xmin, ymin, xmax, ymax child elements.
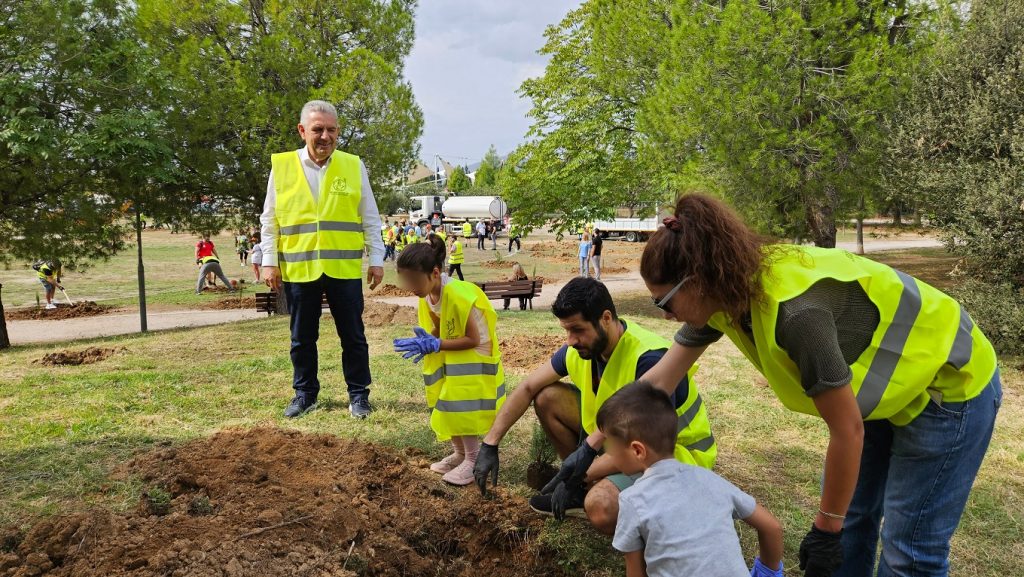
<box><xmin>612</xmin><ymin>459</ymin><xmax>756</xmax><ymax>577</ymax></box>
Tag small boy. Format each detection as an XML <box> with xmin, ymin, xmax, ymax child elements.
<box><xmin>596</xmin><ymin>380</ymin><xmax>785</xmax><ymax>577</ymax></box>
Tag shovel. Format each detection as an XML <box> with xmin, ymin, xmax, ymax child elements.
<box><xmin>58</xmin><ymin>286</ymin><xmax>75</xmax><ymax>306</ymax></box>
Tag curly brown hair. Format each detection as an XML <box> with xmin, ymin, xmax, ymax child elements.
<box><xmin>640</xmin><ymin>194</ymin><xmax>770</xmax><ymax>322</ymax></box>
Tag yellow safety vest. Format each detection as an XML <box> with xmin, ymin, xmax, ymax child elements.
<box><xmin>708</xmin><ymin>245</ymin><xmax>998</xmax><ymax>426</ymax></box>
<box><xmin>200</xmin><ymin>256</ymin><xmax>219</xmax><ymax>264</ymax></box>
<box><xmin>462</xmin><ymin>222</ymin><xmax>472</xmax><ymax>238</ymax></box>
<box><xmin>271</xmin><ymin>150</ymin><xmax>364</xmax><ymax>282</ymax></box>
<box><xmin>435</xmin><ymin>229</ymin><xmax>447</xmax><ymax>242</ymax></box>
<box><xmin>565</xmin><ymin>322</ymin><xmax>716</xmax><ymax>470</ymax></box>
<box><xmin>417</xmin><ymin>279</ymin><xmax>506</xmax><ymax>441</ymax></box>
<box><xmin>449</xmin><ymin>240</ymin><xmax>464</xmax><ymax>265</ymax></box>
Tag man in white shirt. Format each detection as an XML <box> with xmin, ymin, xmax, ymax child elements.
<box><xmin>260</xmin><ymin>100</ymin><xmax>385</xmax><ymax>419</ymax></box>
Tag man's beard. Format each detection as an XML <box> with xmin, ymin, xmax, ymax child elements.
<box><xmin>575</xmin><ymin>323</ymin><xmax>608</xmax><ymax>361</ymax></box>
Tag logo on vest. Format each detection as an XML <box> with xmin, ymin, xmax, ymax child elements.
<box><xmin>446</xmin><ymin>318</ymin><xmax>457</xmax><ymax>339</ymax></box>
<box><xmin>328</xmin><ymin>177</ymin><xmax>351</xmax><ymax>196</ymax></box>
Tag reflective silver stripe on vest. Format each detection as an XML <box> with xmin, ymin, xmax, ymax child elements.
<box><xmin>857</xmin><ymin>270</ymin><xmax>922</xmax><ymax>418</ymax></box>
<box><xmin>946</xmin><ymin>305</ymin><xmax>974</xmax><ymax>370</ymax></box>
<box><xmin>280</xmin><ymin>223</ymin><xmax>319</xmax><ymax>235</ymax></box>
<box><xmin>685</xmin><ymin>434</ymin><xmax>715</xmax><ymax>452</ymax></box>
<box><xmin>424</xmin><ymin>366</ymin><xmax>444</xmax><ymax>386</ymax></box>
<box><xmin>676</xmin><ymin>394</ymin><xmax>704</xmax><ymax>434</ymax></box>
<box><xmin>320</xmin><ymin>220</ymin><xmax>363</xmax><ymax>233</ymax></box>
<box><xmin>434</xmin><ymin>382</ymin><xmax>507</xmax><ymax>413</ymax></box>
<box><xmin>445</xmin><ymin>362</ymin><xmax>500</xmax><ymax>377</ymax></box>
<box><xmin>319</xmin><ymin>249</ymin><xmax>364</xmax><ymax>260</ymax></box>
<box><xmin>279</xmin><ymin>250</ymin><xmax>318</xmax><ymax>263</ymax></box>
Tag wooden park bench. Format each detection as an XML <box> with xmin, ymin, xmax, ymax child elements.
<box><xmin>475</xmin><ymin>279</ymin><xmax>544</xmax><ymax>310</ymax></box>
<box><xmin>255</xmin><ymin>291</ymin><xmax>330</xmax><ymax>316</ymax></box>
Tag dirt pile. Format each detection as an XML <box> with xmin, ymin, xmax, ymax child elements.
<box><xmin>499</xmin><ymin>335</ymin><xmax>565</xmax><ymax>372</ymax></box>
<box><xmin>5</xmin><ymin>302</ymin><xmax>111</xmax><ymax>321</ymax></box>
<box><xmin>201</xmin><ymin>296</ymin><xmax>257</xmax><ymax>310</ymax></box>
<box><xmin>370</xmin><ymin>284</ymin><xmax>415</xmax><ymax>298</ymax></box>
<box><xmin>34</xmin><ymin>347</ymin><xmax>124</xmax><ymax>367</ymax></box>
<box><xmin>200</xmin><ymin>285</ymin><xmax>232</xmax><ymax>293</ymax></box>
<box><xmin>0</xmin><ymin>428</ymin><xmax>563</xmax><ymax>577</ymax></box>
<box><xmin>477</xmin><ymin>259</ymin><xmax>517</xmax><ymax>270</ymax></box>
<box><xmin>362</xmin><ymin>301</ymin><xmax>418</xmax><ymax>327</ymax></box>
<box><xmin>527</xmin><ymin>241</ymin><xmax>577</xmax><ymax>262</ymax></box>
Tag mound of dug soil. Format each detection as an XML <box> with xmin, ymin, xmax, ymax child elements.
<box><xmin>362</xmin><ymin>301</ymin><xmax>417</xmax><ymax>327</ymax></box>
<box><xmin>34</xmin><ymin>347</ymin><xmax>124</xmax><ymax>367</ymax></box>
<box><xmin>0</xmin><ymin>428</ymin><xmax>565</xmax><ymax>577</ymax></box>
<box><xmin>5</xmin><ymin>302</ymin><xmax>110</xmax><ymax>321</ymax></box>
<box><xmin>201</xmin><ymin>296</ymin><xmax>258</xmax><ymax>310</ymax></box>
<box><xmin>499</xmin><ymin>335</ymin><xmax>565</xmax><ymax>372</ymax></box>
<box><xmin>370</xmin><ymin>284</ymin><xmax>414</xmax><ymax>298</ymax></box>
<box><xmin>477</xmin><ymin>259</ymin><xmax>518</xmax><ymax>270</ymax></box>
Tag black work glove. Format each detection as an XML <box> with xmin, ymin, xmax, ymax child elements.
<box><xmin>541</xmin><ymin>438</ymin><xmax>598</xmax><ymax>495</ymax></box>
<box><xmin>550</xmin><ymin>479</ymin><xmax>586</xmax><ymax>521</ymax></box>
<box><xmin>798</xmin><ymin>525</ymin><xmax>844</xmax><ymax>577</ymax></box>
<box><xmin>473</xmin><ymin>442</ymin><xmax>500</xmax><ymax>496</ymax></box>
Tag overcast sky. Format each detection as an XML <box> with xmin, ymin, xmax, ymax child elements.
<box><xmin>404</xmin><ymin>1</ymin><xmax>581</xmax><ymax>168</ymax></box>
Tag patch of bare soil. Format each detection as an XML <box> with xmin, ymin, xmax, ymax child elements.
<box><xmin>477</xmin><ymin>259</ymin><xmax>518</xmax><ymax>270</ymax></box>
<box><xmin>362</xmin><ymin>301</ymin><xmax>417</xmax><ymax>327</ymax></box>
<box><xmin>499</xmin><ymin>335</ymin><xmax>565</xmax><ymax>372</ymax></box>
<box><xmin>200</xmin><ymin>285</ymin><xmax>233</xmax><ymax>293</ymax></box>
<box><xmin>33</xmin><ymin>346</ymin><xmax>124</xmax><ymax>367</ymax></box>
<box><xmin>526</xmin><ymin>241</ymin><xmax>576</xmax><ymax>263</ymax></box>
<box><xmin>201</xmin><ymin>296</ymin><xmax>257</xmax><ymax>310</ymax></box>
<box><xmin>370</xmin><ymin>284</ymin><xmax>415</xmax><ymax>298</ymax></box>
<box><xmin>0</xmin><ymin>428</ymin><xmax>566</xmax><ymax>577</ymax></box>
<box><xmin>5</xmin><ymin>302</ymin><xmax>111</xmax><ymax>321</ymax></box>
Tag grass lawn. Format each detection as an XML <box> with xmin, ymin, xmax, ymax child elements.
<box><xmin>1</xmin><ymin>296</ymin><xmax>1021</xmax><ymax>575</ymax></box>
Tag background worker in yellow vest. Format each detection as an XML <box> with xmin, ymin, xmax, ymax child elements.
<box><xmin>194</xmin><ymin>253</ymin><xmax>236</xmax><ymax>294</ymax></box>
<box><xmin>631</xmin><ymin>194</ymin><xmax>1001</xmax><ymax>577</ymax></box>
<box><xmin>447</xmin><ymin>234</ymin><xmax>465</xmax><ymax>281</ymax></box>
<box><xmin>259</xmin><ymin>100</ymin><xmax>386</xmax><ymax>420</ymax></box>
<box><xmin>462</xmin><ymin>221</ymin><xmax>472</xmax><ymax>239</ymax></box>
<box><xmin>393</xmin><ymin>236</ymin><xmax>506</xmax><ymax>486</ymax></box>
<box><xmin>472</xmin><ymin>278</ymin><xmax>715</xmax><ymax>535</ymax></box>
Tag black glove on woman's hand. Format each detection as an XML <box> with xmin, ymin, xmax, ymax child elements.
<box><xmin>798</xmin><ymin>525</ymin><xmax>844</xmax><ymax>577</ymax></box>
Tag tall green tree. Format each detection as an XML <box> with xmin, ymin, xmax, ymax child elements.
<box><xmin>134</xmin><ymin>0</ymin><xmax>424</xmax><ymax>226</ymax></box>
<box><xmin>500</xmin><ymin>1</ymin><xmax>674</xmax><ymax>234</ymax></box>
<box><xmin>448</xmin><ymin>166</ymin><xmax>471</xmax><ymax>192</ymax></box>
<box><xmin>891</xmin><ymin>0</ymin><xmax>1024</xmax><ymax>286</ymax></box>
<box><xmin>641</xmin><ymin>0</ymin><xmax>942</xmax><ymax>246</ymax></box>
<box><xmin>472</xmin><ymin>145</ymin><xmax>503</xmax><ymax>189</ymax></box>
<box><xmin>0</xmin><ymin>0</ymin><xmax>184</xmax><ymax>346</ymax></box>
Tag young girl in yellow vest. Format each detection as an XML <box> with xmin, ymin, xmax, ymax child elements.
<box><xmin>393</xmin><ymin>235</ymin><xmax>506</xmax><ymax>486</ymax></box>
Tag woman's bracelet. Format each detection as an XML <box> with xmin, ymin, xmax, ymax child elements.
<box><xmin>818</xmin><ymin>509</ymin><xmax>846</xmax><ymax>521</ymax></box>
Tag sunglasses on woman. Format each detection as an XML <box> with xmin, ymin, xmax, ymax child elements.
<box><xmin>652</xmin><ymin>275</ymin><xmax>692</xmax><ymax>313</ymax></box>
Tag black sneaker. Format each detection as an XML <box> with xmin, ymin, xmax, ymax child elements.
<box><xmin>349</xmin><ymin>397</ymin><xmax>373</xmax><ymax>419</ymax></box>
<box><xmin>283</xmin><ymin>396</ymin><xmax>317</xmax><ymax>418</ymax></box>
<box><xmin>529</xmin><ymin>492</ymin><xmax>587</xmax><ymax>519</ymax></box>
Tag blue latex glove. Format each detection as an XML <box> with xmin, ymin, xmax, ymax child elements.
<box><xmin>750</xmin><ymin>558</ymin><xmax>784</xmax><ymax>577</ymax></box>
<box><xmin>392</xmin><ymin>327</ymin><xmax>441</xmax><ymax>363</ymax></box>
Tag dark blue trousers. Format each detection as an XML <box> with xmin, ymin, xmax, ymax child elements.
<box><xmin>284</xmin><ymin>275</ymin><xmax>371</xmax><ymax>403</ymax></box>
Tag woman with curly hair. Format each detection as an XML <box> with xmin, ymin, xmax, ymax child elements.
<box><xmin>553</xmin><ymin>194</ymin><xmax>1001</xmax><ymax>577</ymax></box>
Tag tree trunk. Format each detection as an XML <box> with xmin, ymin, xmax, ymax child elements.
<box><xmin>136</xmin><ymin>207</ymin><xmax>148</xmax><ymax>333</ymax></box>
<box><xmin>893</xmin><ymin>204</ymin><xmax>903</xmax><ymax>226</ymax></box>
<box><xmin>0</xmin><ymin>283</ymin><xmax>10</xmax><ymax>350</ymax></box>
<box><xmin>275</xmin><ymin>286</ymin><xmax>289</xmax><ymax>315</ymax></box>
<box><xmin>805</xmin><ymin>187</ymin><xmax>839</xmax><ymax>248</ymax></box>
<box><xmin>855</xmin><ymin>194</ymin><xmax>865</xmax><ymax>255</ymax></box>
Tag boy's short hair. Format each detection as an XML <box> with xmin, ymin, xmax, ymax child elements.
<box><xmin>596</xmin><ymin>380</ymin><xmax>677</xmax><ymax>457</ymax></box>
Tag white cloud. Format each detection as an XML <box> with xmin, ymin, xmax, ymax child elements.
<box><xmin>405</xmin><ymin>0</ymin><xmax>580</xmax><ymax>165</ymax></box>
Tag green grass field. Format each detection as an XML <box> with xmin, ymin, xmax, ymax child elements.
<box><xmin>1</xmin><ymin>296</ymin><xmax>1021</xmax><ymax>575</ymax></box>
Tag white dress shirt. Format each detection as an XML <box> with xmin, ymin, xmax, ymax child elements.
<box><xmin>260</xmin><ymin>147</ymin><xmax>385</xmax><ymax>268</ymax></box>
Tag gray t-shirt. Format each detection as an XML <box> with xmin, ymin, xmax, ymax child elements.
<box><xmin>613</xmin><ymin>459</ymin><xmax>756</xmax><ymax>577</ymax></box>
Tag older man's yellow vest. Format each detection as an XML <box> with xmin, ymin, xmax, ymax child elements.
<box><xmin>271</xmin><ymin>150</ymin><xmax>363</xmax><ymax>281</ymax></box>
<box><xmin>417</xmin><ymin>279</ymin><xmax>505</xmax><ymax>441</ymax></box>
<box><xmin>565</xmin><ymin>322</ymin><xmax>716</xmax><ymax>470</ymax></box>
<box><xmin>707</xmin><ymin>245</ymin><xmax>998</xmax><ymax>426</ymax></box>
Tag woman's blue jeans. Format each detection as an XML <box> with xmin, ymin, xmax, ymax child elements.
<box><xmin>835</xmin><ymin>370</ymin><xmax>1003</xmax><ymax>577</ymax></box>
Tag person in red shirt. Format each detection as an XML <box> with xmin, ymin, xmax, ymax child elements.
<box><xmin>195</xmin><ymin>235</ymin><xmax>220</xmax><ymax>286</ymax></box>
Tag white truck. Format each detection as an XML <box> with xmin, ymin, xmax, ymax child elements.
<box><xmin>591</xmin><ymin>216</ymin><xmax>660</xmax><ymax>242</ymax></box>
<box><xmin>408</xmin><ymin>195</ymin><xmax>509</xmax><ymax>234</ymax></box>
